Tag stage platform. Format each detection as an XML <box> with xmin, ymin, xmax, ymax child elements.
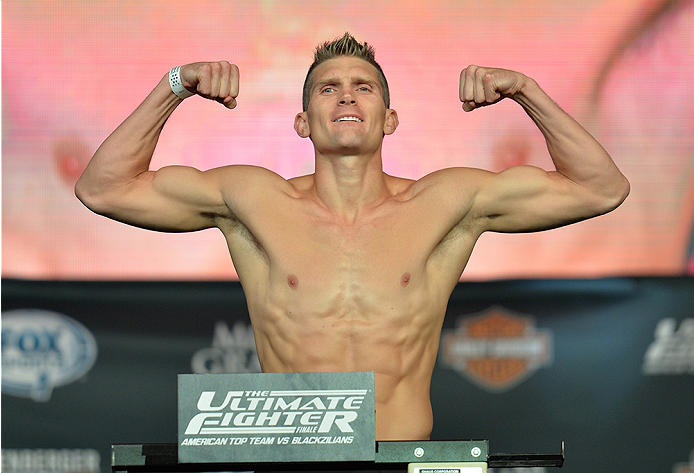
<box><xmin>112</xmin><ymin>441</ymin><xmax>564</xmax><ymax>472</ymax></box>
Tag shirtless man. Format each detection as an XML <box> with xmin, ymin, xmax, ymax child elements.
<box><xmin>75</xmin><ymin>33</ymin><xmax>629</xmax><ymax>441</ymax></box>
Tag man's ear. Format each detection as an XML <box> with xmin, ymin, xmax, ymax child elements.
<box><xmin>384</xmin><ymin>109</ymin><xmax>399</xmax><ymax>135</ymax></box>
<box><xmin>294</xmin><ymin>112</ymin><xmax>310</xmax><ymax>138</ymax></box>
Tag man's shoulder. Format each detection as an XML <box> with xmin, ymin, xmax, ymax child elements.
<box><xmin>408</xmin><ymin>167</ymin><xmax>490</xmax><ymax>197</ymax></box>
<box><xmin>212</xmin><ymin>164</ymin><xmax>297</xmax><ymax>195</ymax></box>
<box><xmin>213</xmin><ymin>164</ymin><xmax>285</xmax><ymax>180</ymax></box>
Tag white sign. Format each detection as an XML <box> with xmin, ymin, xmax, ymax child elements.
<box><xmin>178</xmin><ymin>372</ymin><xmax>375</xmax><ymax>463</ymax></box>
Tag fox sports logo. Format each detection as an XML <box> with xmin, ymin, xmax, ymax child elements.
<box><xmin>2</xmin><ymin>309</ymin><xmax>98</xmax><ymax>401</ymax></box>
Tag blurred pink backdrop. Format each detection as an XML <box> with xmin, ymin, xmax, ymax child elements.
<box><xmin>2</xmin><ymin>0</ymin><xmax>693</xmax><ymax>280</ymax></box>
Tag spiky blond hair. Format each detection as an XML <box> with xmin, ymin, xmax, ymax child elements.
<box><xmin>302</xmin><ymin>32</ymin><xmax>390</xmax><ymax>111</ymax></box>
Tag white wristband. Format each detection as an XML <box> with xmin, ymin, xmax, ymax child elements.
<box><xmin>169</xmin><ymin>66</ymin><xmax>195</xmax><ymax>99</ymax></box>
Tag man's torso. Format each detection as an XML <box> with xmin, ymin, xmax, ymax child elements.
<box><xmin>215</xmin><ymin>169</ymin><xmax>481</xmax><ymax>440</ymax></box>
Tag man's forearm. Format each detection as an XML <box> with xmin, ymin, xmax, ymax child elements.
<box><xmin>75</xmin><ymin>73</ymin><xmax>182</xmax><ymax>208</ymax></box>
<box><xmin>512</xmin><ymin>78</ymin><xmax>630</xmax><ymax>205</ymax></box>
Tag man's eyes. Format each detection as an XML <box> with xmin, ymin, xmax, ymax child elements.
<box><xmin>320</xmin><ymin>85</ymin><xmax>372</xmax><ymax>93</ymax></box>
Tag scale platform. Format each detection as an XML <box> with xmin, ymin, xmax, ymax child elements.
<box><xmin>111</xmin><ymin>440</ymin><xmax>564</xmax><ymax>472</ymax></box>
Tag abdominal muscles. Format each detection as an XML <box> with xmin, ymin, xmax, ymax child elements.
<box><xmin>252</xmin><ymin>276</ymin><xmax>443</xmax><ymax>440</ymax></box>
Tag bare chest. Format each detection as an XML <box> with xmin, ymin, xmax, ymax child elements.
<box><xmin>270</xmin><ymin>206</ymin><xmax>428</xmax><ymax>296</ymax></box>
<box><xmin>224</xmin><ymin>184</ymin><xmax>473</xmax><ymax>328</ymax></box>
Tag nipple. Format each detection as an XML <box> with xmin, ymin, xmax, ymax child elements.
<box><xmin>401</xmin><ymin>273</ymin><xmax>411</xmax><ymax>288</ymax></box>
<box><xmin>287</xmin><ymin>274</ymin><xmax>299</xmax><ymax>290</ymax></box>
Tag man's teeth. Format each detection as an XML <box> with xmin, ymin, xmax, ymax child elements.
<box><xmin>335</xmin><ymin>117</ymin><xmax>362</xmax><ymax>122</ymax></box>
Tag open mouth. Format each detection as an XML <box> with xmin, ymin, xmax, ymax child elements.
<box><xmin>334</xmin><ymin>116</ymin><xmax>363</xmax><ymax>123</ymax></box>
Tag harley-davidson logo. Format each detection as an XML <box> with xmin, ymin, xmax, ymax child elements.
<box><xmin>440</xmin><ymin>306</ymin><xmax>553</xmax><ymax>392</ymax></box>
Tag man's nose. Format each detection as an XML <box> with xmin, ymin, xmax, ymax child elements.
<box><xmin>339</xmin><ymin>89</ymin><xmax>356</xmax><ymax>105</ymax></box>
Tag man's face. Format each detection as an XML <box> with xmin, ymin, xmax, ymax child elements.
<box><xmin>294</xmin><ymin>56</ymin><xmax>398</xmax><ymax>156</ymax></box>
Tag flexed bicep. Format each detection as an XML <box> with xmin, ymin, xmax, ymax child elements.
<box><xmin>81</xmin><ymin>165</ymin><xmax>233</xmax><ymax>232</ymax></box>
<box><xmin>473</xmin><ymin>165</ymin><xmax>612</xmax><ymax>233</ymax></box>
<box><xmin>75</xmin><ymin>61</ymin><xmax>243</xmax><ymax>232</ymax></box>
<box><xmin>457</xmin><ymin>65</ymin><xmax>628</xmax><ymax>226</ymax></box>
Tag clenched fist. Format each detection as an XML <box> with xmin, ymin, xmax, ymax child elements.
<box><xmin>180</xmin><ymin>61</ymin><xmax>239</xmax><ymax>109</ymax></box>
<box><xmin>459</xmin><ymin>65</ymin><xmax>527</xmax><ymax>112</ymax></box>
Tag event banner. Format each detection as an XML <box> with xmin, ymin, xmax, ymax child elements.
<box><xmin>178</xmin><ymin>372</ymin><xmax>375</xmax><ymax>463</ymax></box>
<box><xmin>2</xmin><ymin>278</ymin><xmax>693</xmax><ymax>473</ymax></box>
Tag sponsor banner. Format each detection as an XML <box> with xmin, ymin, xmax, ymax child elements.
<box><xmin>643</xmin><ymin>318</ymin><xmax>694</xmax><ymax>375</ymax></box>
<box><xmin>178</xmin><ymin>372</ymin><xmax>375</xmax><ymax>463</ymax></box>
<box><xmin>1</xmin><ymin>449</ymin><xmax>101</xmax><ymax>473</ymax></box>
<box><xmin>1</xmin><ymin>309</ymin><xmax>98</xmax><ymax>401</ymax></box>
<box><xmin>191</xmin><ymin>321</ymin><xmax>261</xmax><ymax>374</ymax></box>
<box><xmin>439</xmin><ymin>306</ymin><xmax>552</xmax><ymax>392</ymax></box>
<box><xmin>3</xmin><ymin>278</ymin><xmax>694</xmax><ymax>473</ymax></box>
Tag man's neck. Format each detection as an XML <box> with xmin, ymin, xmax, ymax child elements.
<box><xmin>312</xmin><ymin>150</ymin><xmax>391</xmax><ymax>221</ymax></box>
